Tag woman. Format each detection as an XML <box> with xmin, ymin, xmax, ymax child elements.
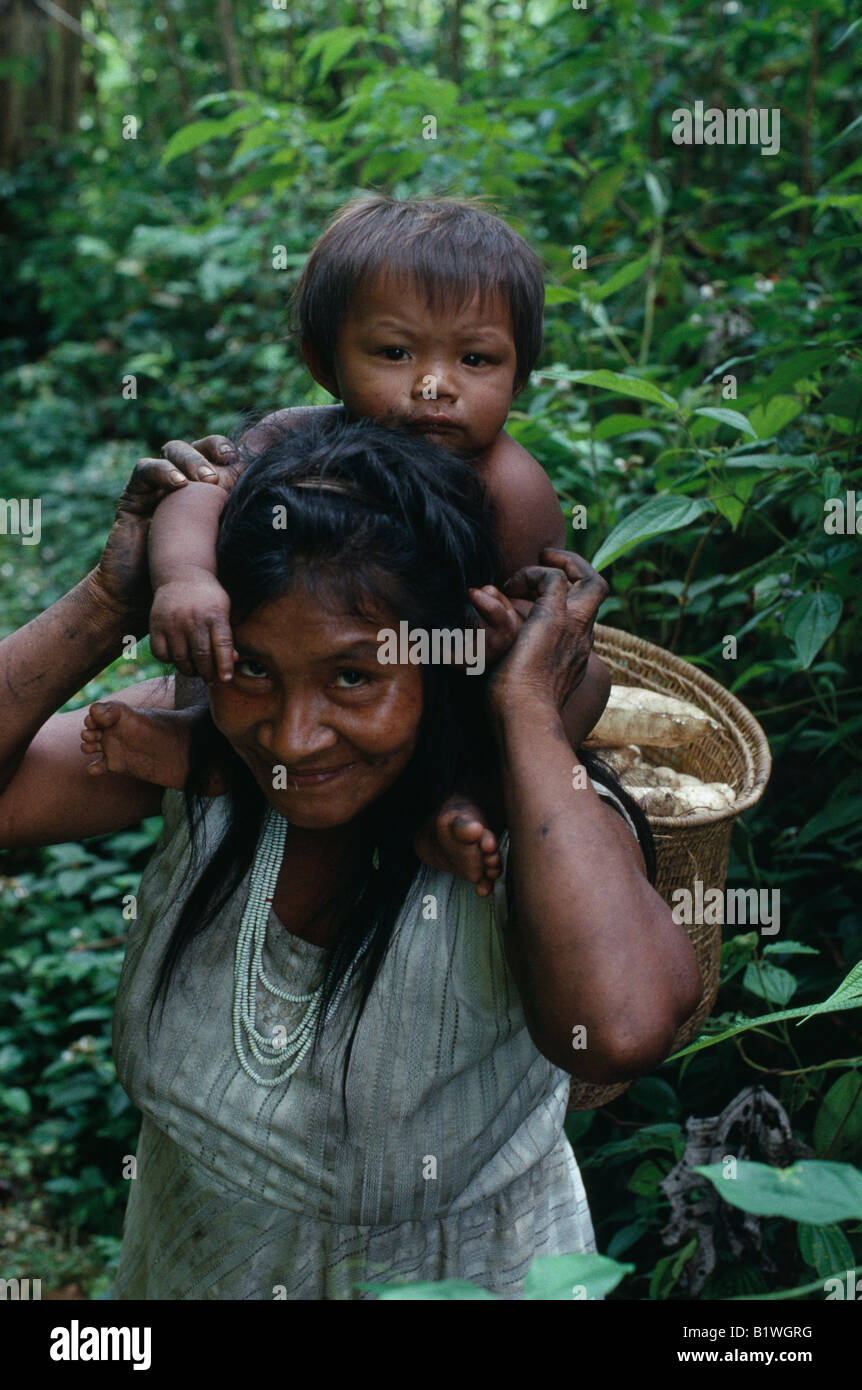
<box><xmin>0</xmin><ymin>416</ymin><xmax>700</xmax><ymax>1299</ymax></box>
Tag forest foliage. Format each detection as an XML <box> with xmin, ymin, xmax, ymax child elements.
<box><xmin>0</xmin><ymin>0</ymin><xmax>861</xmax><ymax>1300</ymax></box>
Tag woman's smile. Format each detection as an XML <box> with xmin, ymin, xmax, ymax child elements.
<box><xmin>280</xmin><ymin>761</ymin><xmax>358</xmax><ymax>783</ymax></box>
<box><xmin>208</xmin><ymin>588</ymin><xmax>424</xmax><ymax>826</ymax></box>
<box><xmin>271</xmin><ymin>759</ymin><xmax>360</xmax><ymax>788</ymax></box>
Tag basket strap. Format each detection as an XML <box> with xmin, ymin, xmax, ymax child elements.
<box><xmin>590</xmin><ymin>778</ymin><xmax>641</xmax><ymax>843</ymax></box>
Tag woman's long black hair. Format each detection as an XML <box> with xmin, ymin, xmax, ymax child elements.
<box><xmin>147</xmin><ymin>413</ymin><xmax>655</xmax><ymax>1126</ymax></box>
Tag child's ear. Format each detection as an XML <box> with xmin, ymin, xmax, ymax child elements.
<box><xmin>301</xmin><ymin>340</ymin><xmax>341</xmax><ymax>399</ymax></box>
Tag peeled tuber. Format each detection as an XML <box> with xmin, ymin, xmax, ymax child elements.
<box><xmin>585</xmin><ymin>685</ymin><xmax>718</xmax><ymax>748</ymax></box>
<box><xmin>591</xmin><ymin>742</ymin><xmax>736</xmax><ymax>818</ymax></box>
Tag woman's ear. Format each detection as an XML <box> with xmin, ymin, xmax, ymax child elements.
<box><xmin>301</xmin><ymin>340</ymin><xmax>342</xmax><ymax>400</ymax></box>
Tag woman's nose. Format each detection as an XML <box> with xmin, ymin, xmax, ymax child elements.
<box><xmin>256</xmin><ymin>696</ymin><xmax>337</xmax><ymax>764</ymax></box>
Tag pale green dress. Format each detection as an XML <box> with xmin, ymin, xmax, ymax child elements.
<box><xmin>112</xmin><ymin>781</ymin><xmax>637</xmax><ymax>1300</ymax></box>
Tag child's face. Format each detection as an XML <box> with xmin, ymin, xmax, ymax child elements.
<box><xmin>308</xmin><ymin>274</ymin><xmax>520</xmax><ymax>457</ymax></box>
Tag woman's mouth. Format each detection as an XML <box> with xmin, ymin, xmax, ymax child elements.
<box><xmin>275</xmin><ymin>762</ymin><xmax>359</xmax><ymax>788</ymax></box>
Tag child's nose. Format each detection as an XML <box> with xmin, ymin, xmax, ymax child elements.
<box><xmin>411</xmin><ymin>362</ymin><xmax>457</xmax><ymax>402</ymax></box>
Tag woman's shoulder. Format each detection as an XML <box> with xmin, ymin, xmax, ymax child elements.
<box><xmin>146</xmin><ymin>787</ymin><xmax>231</xmax><ymax>877</ymax></box>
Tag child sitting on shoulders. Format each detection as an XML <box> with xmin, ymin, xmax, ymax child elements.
<box><xmin>83</xmin><ymin>196</ymin><xmax>611</xmax><ymax>894</ymax></box>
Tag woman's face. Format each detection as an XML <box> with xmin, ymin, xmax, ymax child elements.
<box><xmin>208</xmin><ymin>585</ymin><xmax>425</xmax><ymax>830</ymax></box>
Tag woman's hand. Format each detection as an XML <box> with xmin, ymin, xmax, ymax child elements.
<box><xmin>160</xmin><ymin>435</ymin><xmax>243</xmax><ymax>492</ymax></box>
<box><xmin>467</xmin><ymin>584</ymin><xmax>525</xmax><ymax>667</ymax></box>
<box><xmin>484</xmin><ymin>548</ymin><xmax>608</xmax><ymax>715</ymax></box>
<box><xmin>92</xmin><ymin>458</ymin><xmax>192</xmax><ymax>623</ymax></box>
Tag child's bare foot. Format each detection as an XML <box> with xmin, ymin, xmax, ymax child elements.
<box><xmin>414</xmin><ymin>794</ymin><xmax>502</xmax><ymax>897</ymax></box>
<box><xmin>80</xmin><ymin>702</ymin><xmax>226</xmax><ymax>793</ymax></box>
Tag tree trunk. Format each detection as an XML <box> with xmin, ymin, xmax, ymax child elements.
<box><xmin>0</xmin><ymin>0</ymin><xmax>83</xmax><ymax>166</ymax></box>
<box><xmin>155</xmin><ymin>0</ymin><xmax>194</xmax><ymax>121</ymax></box>
<box><xmin>450</xmin><ymin>0</ymin><xmax>462</xmax><ymax>85</ymax></box>
<box><xmin>217</xmin><ymin>0</ymin><xmax>246</xmax><ymax>90</ymax></box>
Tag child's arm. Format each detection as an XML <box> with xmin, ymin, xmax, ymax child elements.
<box><xmin>150</xmin><ymin>407</ymin><xmax>345</xmax><ymax>688</ymax></box>
<box><xmin>482</xmin><ymin>430</ymin><xmax>612</xmax><ymax>746</ymax></box>
<box><xmin>148</xmin><ymin>481</ymin><xmax>233</xmax><ymax>683</ymax></box>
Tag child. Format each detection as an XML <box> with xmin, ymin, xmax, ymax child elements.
<box><xmin>83</xmin><ymin>196</ymin><xmax>611</xmax><ymax>893</ymax></box>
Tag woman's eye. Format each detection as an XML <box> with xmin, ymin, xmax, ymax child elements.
<box><xmin>236</xmin><ymin>660</ymin><xmax>269</xmax><ymax>679</ymax></box>
<box><xmin>335</xmin><ymin>669</ymin><xmax>365</xmax><ymax>688</ymax></box>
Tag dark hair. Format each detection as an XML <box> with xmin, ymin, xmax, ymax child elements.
<box><xmin>148</xmin><ymin>415</ymin><xmax>655</xmax><ymax>1127</ymax></box>
<box><xmin>291</xmin><ymin>195</ymin><xmax>545</xmax><ymax>394</ymax></box>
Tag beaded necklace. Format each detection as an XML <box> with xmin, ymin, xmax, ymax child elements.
<box><xmin>232</xmin><ymin>805</ymin><xmax>371</xmax><ymax>1087</ymax></box>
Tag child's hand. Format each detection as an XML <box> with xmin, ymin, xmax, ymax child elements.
<box><xmin>488</xmin><ymin>548</ymin><xmax>608</xmax><ymax>715</ymax></box>
<box><xmin>149</xmin><ymin>573</ymin><xmax>237</xmax><ymax>683</ymax></box>
<box><xmin>468</xmin><ymin>585</ymin><xmax>526</xmax><ymax>666</ymax></box>
<box><xmin>160</xmin><ymin>435</ymin><xmax>243</xmax><ymax>493</ymax></box>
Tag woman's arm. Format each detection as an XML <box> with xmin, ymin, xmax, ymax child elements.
<box><xmin>487</xmin><ymin>552</ymin><xmax>702</xmax><ymax>1085</ymax></box>
<box><xmin>0</xmin><ymin>456</ymin><xmax>192</xmax><ymax>846</ymax></box>
<box><xmin>0</xmin><ymin>577</ymin><xmax>167</xmax><ymax>846</ymax></box>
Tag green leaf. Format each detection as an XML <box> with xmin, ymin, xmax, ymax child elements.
<box><xmin>742</xmin><ymin>960</ymin><xmax>797</xmax><ymax>1006</ymax></box>
<box><xmin>724</xmin><ymin>453</ymin><xmax>815</xmax><ymax>471</ymax></box>
<box><xmin>628</xmin><ymin>1158</ymin><xmax>667</xmax><ymax>1196</ymax></box>
<box><xmin>782</xmin><ymin>591</ymin><xmax>843</xmax><ymax>669</ymax></box>
<box><xmin>627</xmin><ymin>1077</ymin><xmax>679</xmax><ymax>1118</ymax></box>
<box><xmin>592</xmin><ymin>495</ymin><xmax>714</xmax><ymax>569</ymax></box>
<box><xmin>649</xmin><ymin>1237</ymin><xmax>697</xmax><ymax>1300</ymax></box>
<box><xmin>587</xmin><ymin>253</ymin><xmax>651</xmax><ymax>303</ymax></box>
<box><xmin>762</xmin><ymin>942</ymin><xmax>819</xmax><ymax>957</ymax></box>
<box><xmin>606</xmin><ymin>1223</ymin><xmax>648</xmax><ymax>1260</ymax></box>
<box><xmin>694</xmin><ymin>407</ymin><xmax>758</xmax><ymax>438</ymax></box>
<box><xmin>695</xmin><ymin>1160</ymin><xmax>862</xmax><ymax>1226</ymax></box>
<box><xmin>160</xmin><ymin>110</ymin><xmax>250</xmax><ymax>166</ymax></box>
<box><xmin>819</xmin><ymin>380</ymin><xmax>862</xmax><ymax>418</ymax></box>
<box><xmin>829</xmin><ymin>17</ymin><xmax>862</xmax><ymax>51</ymax></box>
<box><xmin>670</xmin><ymin>962</ymin><xmax>862</xmax><ymax>1060</ymax></box>
<box><xmin>794</xmin><ymin>794</ymin><xmax>862</xmax><ymax>849</ymax></box>
<box><xmin>44</xmin><ymin>1176</ymin><xmax>82</xmax><ymax>1194</ymax></box>
<box><xmin>797</xmin><ymin>1222</ymin><xmax>856</xmax><ymax>1277</ymax></box>
<box><xmin>0</xmin><ymin>1085</ymin><xmax>31</xmax><ymax>1116</ymax></box>
<box><xmin>358</xmin><ymin>1277</ymin><xmax>498</xmax><ymax>1299</ymax></box>
<box><xmin>644</xmin><ymin>170</ymin><xmax>668</xmax><ymax>219</ymax></box>
<box><xmin>524</xmin><ymin>1252</ymin><xmax>633</xmax><ymax>1300</ymax></box>
<box><xmin>300</xmin><ymin>26</ymin><xmax>367</xmax><ymax>81</ymax></box>
<box><xmin>748</xmin><ymin>395</ymin><xmax>805</xmax><ymax>440</ymax></box>
<box><xmin>580</xmin><ymin>165</ymin><xmax>626</xmax><ymax>224</ymax></box>
<box><xmin>813</xmin><ymin>1072</ymin><xmax>862</xmax><ymax>1160</ymax></box>
<box><xmin>544</xmin><ymin>285</ymin><xmax>581</xmax><ymax>305</ymax></box>
<box><xmin>801</xmin><ymin>961</ymin><xmax>862</xmax><ymax>1021</ymax></box>
<box><xmin>543</xmin><ymin>368</ymin><xmax>677</xmax><ymax>409</ymax></box>
<box><xmin>591</xmin><ymin>413</ymin><xmax>653</xmax><ymax>441</ymax></box>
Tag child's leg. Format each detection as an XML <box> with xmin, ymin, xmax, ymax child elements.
<box><xmin>414</xmin><ymin>658</ymin><xmax>610</xmax><ymax>895</ymax></box>
<box><xmin>414</xmin><ymin>793</ymin><xmax>502</xmax><ymax>897</ymax></box>
<box><xmin>81</xmin><ymin>703</ymin><xmax>226</xmax><ymax>794</ymax></box>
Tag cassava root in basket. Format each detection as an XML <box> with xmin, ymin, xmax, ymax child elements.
<box><xmin>584</xmin><ymin>685</ymin><xmax>719</xmax><ymax>748</ymax></box>
<box><xmin>594</xmin><ymin>744</ymin><xmax>736</xmax><ymax>817</ymax></box>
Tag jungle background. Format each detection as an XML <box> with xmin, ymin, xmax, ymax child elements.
<box><xmin>0</xmin><ymin>0</ymin><xmax>860</xmax><ymax>1301</ymax></box>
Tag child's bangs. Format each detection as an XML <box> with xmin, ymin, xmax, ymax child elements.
<box><xmin>357</xmin><ymin>252</ymin><xmax>510</xmax><ymax>322</ymax></box>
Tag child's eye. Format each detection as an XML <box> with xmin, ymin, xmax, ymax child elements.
<box><xmin>378</xmin><ymin>346</ymin><xmax>409</xmax><ymax>361</ymax></box>
<box><xmin>334</xmin><ymin>669</ymin><xmax>367</xmax><ymax>689</ymax></box>
<box><xmin>462</xmin><ymin>352</ymin><xmax>489</xmax><ymax>367</ymax></box>
<box><xmin>236</xmin><ymin>659</ymin><xmax>269</xmax><ymax>680</ymax></box>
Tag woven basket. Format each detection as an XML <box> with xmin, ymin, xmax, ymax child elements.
<box><xmin>567</xmin><ymin>624</ymin><xmax>772</xmax><ymax>1111</ymax></box>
